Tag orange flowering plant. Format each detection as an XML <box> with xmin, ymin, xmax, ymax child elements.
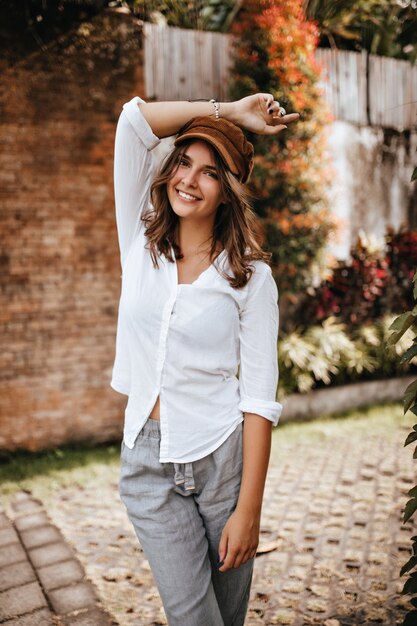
<box><xmin>230</xmin><ymin>0</ymin><xmax>336</xmax><ymax>297</ymax></box>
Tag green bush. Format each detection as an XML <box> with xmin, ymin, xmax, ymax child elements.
<box><xmin>279</xmin><ymin>314</ymin><xmax>417</xmax><ymax>395</ymax></box>
<box><xmin>391</xmin><ymin>152</ymin><xmax>417</xmax><ymax>626</ymax></box>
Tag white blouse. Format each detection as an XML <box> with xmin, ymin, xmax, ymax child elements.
<box><xmin>111</xmin><ymin>96</ymin><xmax>283</xmax><ymax>463</ymax></box>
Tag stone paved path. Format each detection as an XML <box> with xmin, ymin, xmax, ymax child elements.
<box><xmin>0</xmin><ymin>493</ymin><xmax>117</xmax><ymax>625</ymax></box>
<box><xmin>1</xmin><ymin>406</ymin><xmax>416</xmax><ymax>625</ymax></box>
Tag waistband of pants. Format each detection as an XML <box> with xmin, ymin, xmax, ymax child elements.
<box><xmin>136</xmin><ymin>417</ymin><xmax>243</xmax><ymax>496</ymax></box>
<box><xmin>139</xmin><ymin>417</ymin><xmax>161</xmax><ymax>439</ymax></box>
<box><xmin>140</xmin><ymin>418</ymin><xmax>195</xmax><ymax>493</ymax></box>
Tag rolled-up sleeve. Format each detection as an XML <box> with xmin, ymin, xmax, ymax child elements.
<box><xmin>238</xmin><ymin>266</ymin><xmax>283</xmax><ymax>426</ymax></box>
<box><xmin>114</xmin><ymin>96</ymin><xmax>161</xmax><ymax>270</ymax></box>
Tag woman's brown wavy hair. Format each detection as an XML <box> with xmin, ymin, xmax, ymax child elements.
<box><xmin>141</xmin><ymin>139</ymin><xmax>271</xmax><ymax>289</ymax></box>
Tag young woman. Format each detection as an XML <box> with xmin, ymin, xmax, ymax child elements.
<box><xmin>112</xmin><ymin>93</ymin><xmax>299</xmax><ymax>626</ymax></box>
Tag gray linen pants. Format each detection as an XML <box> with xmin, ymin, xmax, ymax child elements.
<box><xmin>118</xmin><ymin>418</ymin><xmax>254</xmax><ymax>626</ymax></box>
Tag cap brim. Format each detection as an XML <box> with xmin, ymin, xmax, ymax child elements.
<box><xmin>174</xmin><ymin>131</ymin><xmax>239</xmax><ymax>177</ymax></box>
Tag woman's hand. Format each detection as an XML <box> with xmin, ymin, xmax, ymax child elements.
<box><xmin>217</xmin><ymin>508</ymin><xmax>260</xmax><ymax>572</ymax></box>
<box><xmin>228</xmin><ymin>93</ymin><xmax>300</xmax><ymax>135</ymax></box>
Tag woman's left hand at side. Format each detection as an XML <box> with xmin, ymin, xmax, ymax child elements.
<box><xmin>217</xmin><ymin>508</ymin><xmax>260</xmax><ymax>572</ymax></box>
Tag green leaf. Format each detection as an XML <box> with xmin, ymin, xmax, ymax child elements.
<box><xmin>400</xmin><ymin>555</ymin><xmax>417</xmax><ymax>577</ymax></box>
<box><xmin>388</xmin><ymin>308</ymin><xmax>417</xmax><ymax>345</ymax></box>
<box><xmin>390</xmin><ymin>305</ymin><xmax>417</xmax><ymax>328</ymax></box>
<box><xmin>412</xmin><ymin>166</ymin><xmax>417</xmax><ymax>182</ymax></box>
<box><xmin>413</xmin><ymin>446</ymin><xmax>417</xmax><ymax>459</ymax></box>
<box><xmin>402</xmin><ymin>572</ymin><xmax>417</xmax><ymax>595</ymax></box>
<box><xmin>405</xmin><ymin>432</ymin><xmax>417</xmax><ymax>447</ymax></box>
<box><xmin>410</xmin><ymin>405</ymin><xmax>417</xmax><ymax>418</ymax></box>
<box><xmin>405</xmin><ymin>380</ymin><xmax>417</xmax><ymax>414</ymax></box>
<box><xmin>401</xmin><ymin>343</ymin><xmax>417</xmax><ymax>365</ymax></box>
<box><xmin>408</xmin><ymin>486</ymin><xmax>417</xmax><ymax>497</ymax></box>
<box><xmin>413</xmin><ymin>270</ymin><xmax>417</xmax><ymax>300</ymax></box>
<box><xmin>403</xmin><ymin>610</ymin><xmax>417</xmax><ymax>625</ymax></box>
<box><xmin>404</xmin><ymin>498</ymin><xmax>417</xmax><ymax>524</ymax></box>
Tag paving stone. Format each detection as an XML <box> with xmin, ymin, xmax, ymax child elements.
<box><xmin>12</xmin><ymin>499</ymin><xmax>43</xmax><ymax>514</ymax></box>
<box><xmin>0</xmin><ymin>543</ymin><xmax>27</xmax><ymax>568</ymax></box>
<box><xmin>276</xmin><ymin>595</ymin><xmax>299</xmax><ymax>610</ymax></box>
<box><xmin>20</xmin><ymin>525</ymin><xmax>62</xmax><ymax>550</ymax></box>
<box><xmin>0</xmin><ymin>526</ymin><xmax>19</xmax><ymax>547</ymax></box>
<box><xmin>0</xmin><ymin>513</ymin><xmax>12</xmax><ymax>529</ymax></box>
<box><xmin>305</xmin><ymin>597</ymin><xmax>329</xmax><ymax>612</ymax></box>
<box><xmin>0</xmin><ymin>561</ymin><xmax>36</xmax><ymax>592</ymax></box>
<box><xmin>48</xmin><ymin>582</ymin><xmax>97</xmax><ymax>615</ymax></box>
<box><xmin>61</xmin><ymin>607</ymin><xmax>116</xmax><ymax>626</ymax></box>
<box><xmin>29</xmin><ymin>542</ymin><xmax>74</xmax><ymax>568</ymax></box>
<box><xmin>282</xmin><ymin>579</ymin><xmax>305</xmax><ymax>593</ymax></box>
<box><xmin>269</xmin><ymin>609</ymin><xmax>296</xmax><ymax>625</ymax></box>
<box><xmin>13</xmin><ymin>493</ymin><xmax>33</xmax><ymax>502</ymax></box>
<box><xmin>2</xmin><ymin>608</ymin><xmax>54</xmax><ymax>625</ymax></box>
<box><xmin>367</xmin><ymin>551</ymin><xmax>388</xmax><ymax>565</ymax></box>
<box><xmin>37</xmin><ymin>559</ymin><xmax>85</xmax><ymax>591</ymax></box>
<box><xmin>0</xmin><ymin>581</ymin><xmax>47</xmax><ymax>621</ymax></box>
<box><xmin>287</xmin><ymin>565</ymin><xmax>308</xmax><ymax>580</ymax></box>
<box><xmin>14</xmin><ymin>512</ymin><xmax>49</xmax><ymax>533</ymax></box>
<box><xmin>293</xmin><ymin>554</ymin><xmax>314</xmax><ymax>567</ymax></box>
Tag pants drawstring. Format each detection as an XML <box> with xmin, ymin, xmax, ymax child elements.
<box><xmin>173</xmin><ymin>462</ymin><xmax>196</xmax><ymax>495</ymax></box>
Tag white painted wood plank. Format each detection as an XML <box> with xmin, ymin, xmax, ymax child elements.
<box><xmin>142</xmin><ymin>25</ymin><xmax>416</xmax><ymax>129</ymax></box>
<box><xmin>143</xmin><ymin>22</ymin><xmax>153</xmax><ymax>99</ymax></box>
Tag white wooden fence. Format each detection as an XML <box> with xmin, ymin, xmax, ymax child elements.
<box><xmin>315</xmin><ymin>48</ymin><xmax>417</xmax><ymax>129</ymax></box>
<box><xmin>314</xmin><ymin>48</ymin><xmax>368</xmax><ymax>125</ymax></box>
<box><xmin>144</xmin><ymin>23</ymin><xmax>233</xmax><ymax>102</ymax></box>
<box><xmin>144</xmin><ymin>22</ymin><xmax>417</xmax><ymax>131</ymax></box>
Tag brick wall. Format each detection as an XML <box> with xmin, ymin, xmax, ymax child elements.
<box><xmin>0</xmin><ymin>9</ymin><xmax>144</xmax><ymax>451</ymax></box>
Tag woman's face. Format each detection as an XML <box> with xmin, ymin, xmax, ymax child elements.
<box><xmin>167</xmin><ymin>140</ymin><xmax>225</xmax><ymax>222</ymax></box>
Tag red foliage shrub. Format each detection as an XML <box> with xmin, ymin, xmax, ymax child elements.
<box><xmin>296</xmin><ymin>227</ymin><xmax>416</xmax><ymax>329</ymax></box>
<box><xmin>230</xmin><ymin>0</ymin><xmax>335</xmax><ymax>295</ymax></box>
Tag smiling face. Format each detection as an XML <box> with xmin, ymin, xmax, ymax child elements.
<box><xmin>167</xmin><ymin>140</ymin><xmax>225</xmax><ymax>223</ymax></box>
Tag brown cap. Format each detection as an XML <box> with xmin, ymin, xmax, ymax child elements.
<box><xmin>174</xmin><ymin>116</ymin><xmax>254</xmax><ymax>183</ymax></box>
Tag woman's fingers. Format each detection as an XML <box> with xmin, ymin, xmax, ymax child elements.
<box><xmin>278</xmin><ymin>112</ymin><xmax>300</xmax><ymax>123</ymax></box>
<box><xmin>262</xmin><ymin>111</ymin><xmax>300</xmax><ymax>135</ymax></box>
<box><xmin>262</xmin><ymin>124</ymin><xmax>288</xmax><ymax>135</ymax></box>
<box><xmin>270</xmin><ymin>110</ymin><xmax>300</xmax><ymax>125</ymax></box>
<box><xmin>218</xmin><ymin>532</ymin><xmax>228</xmax><ymax>566</ymax></box>
<box><xmin>262</xmin><ymin>97</ymin><xmax>283</xmax><ymax>120</ymax></box>
<box><xmin>265</xmin><ymin>98</ymin><xmax>281</xmax><ymax>116</ymax></box>
<box><xmin>234</xmin><ymin>548</ymin><xmax>254</xmax><ymax>569</ymax></box>
<box><xmin>219</xmin><ymin>546</ymin><xmax>238</xmax><ymax>571</ymax></box>
<box><xmin>235</xmin><ymin>93</ymin><xmax>299</xmax><ymax>134</ymax></box>
<box><xmin>260</xmin><ymin>95</ymin><xmax>300</xmax><ymax>134</ymax></box>
<box><xmin>260</xmin><ymin>93</ymin><xmax>276</xmax><ymax>110</ymax></box>
<box><xmin>231</xmin><ymin>548</ymin><xmax>245</xmax><ymax>570</ymax></box>
<box><xmin>219</xmin><ymin>544</ymin><xmax>256</xmax><ymax>572</ymax></box>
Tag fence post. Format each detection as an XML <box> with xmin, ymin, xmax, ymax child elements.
<box><xmin>364</xmin><ymin>49</ymin><xmax>371</xmax><ymax>127</ymax></box>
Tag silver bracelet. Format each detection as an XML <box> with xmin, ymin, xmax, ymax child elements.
<box><xmin>209</xmin><ymin>99</ymin><xmax>220</xmax><ymax>119</ymax></box>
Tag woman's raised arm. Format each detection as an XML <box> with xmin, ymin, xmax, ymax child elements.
<box><xmin>114</xmin><ymin>96</ymin><xmax>160</xmax><ymax>271</ymax></box>
<box><xmin>138</xmin><ymin>93</ymin><xmax>299</xmax><ymax>139</ymax></box>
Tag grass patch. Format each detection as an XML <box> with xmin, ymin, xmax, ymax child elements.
<box><xmin>0</xmin><ymin>402</ymin><xmax>409</xmax><ymax>499</ymax></box>
<box><xmin>0</xmin><ymin>442</ymin><xmax>121</xmax><ymax>493</ymax></box>
<box><xmin>273</xmin><ymin>401</ymin><xmax>408</xmax><ymax>446</ymax></box>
